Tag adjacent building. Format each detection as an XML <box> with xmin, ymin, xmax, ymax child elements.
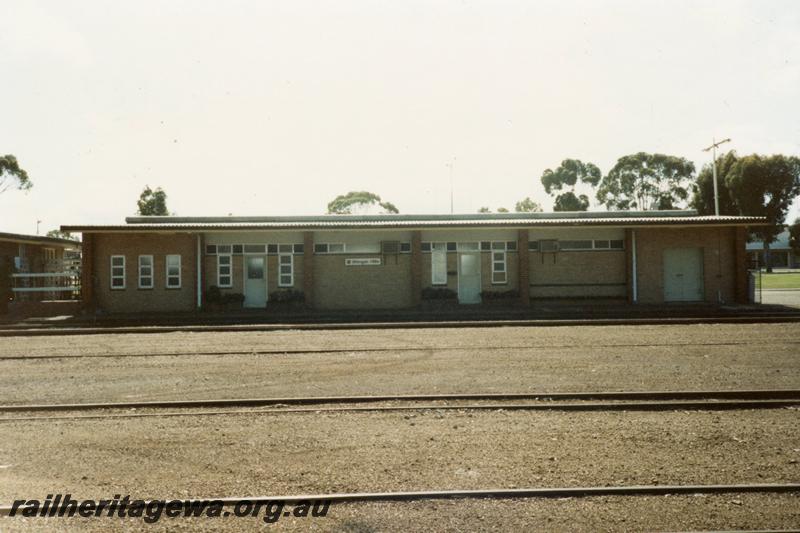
<box><xmin>0</xmin><ymin>231</ymin><xmax>81</xmax><ymax>314</ymax></box>
<box><xmin>746</xmin><ymin>229</ymin><xmax>798</xmax><ymax>269</ymax></box>
<box><xmin>62</xmin><ymin>210</ymin><xmax>762</xmax><ymax>314</ymax></box>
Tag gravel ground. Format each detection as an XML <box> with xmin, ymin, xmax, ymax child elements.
<box><xmin>3</xmin><ymin>494</ymin><xmax>800</xmax><ymax>532</ymax></box>
<box><xmin>1</xmin><ymin>322</ymin><xmax>799</xmax><ymax>531</ymax></box>
<box><xmin>1</xmin><ymin>323</ymin><xmax>799</xmax><ymax>405</ymax></box>
<box><xmin>0</xmin><ymin>409</ymin><xmax>798</xmax><ymax>500</ymax></box>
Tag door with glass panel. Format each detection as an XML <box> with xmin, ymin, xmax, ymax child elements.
<box><xmin>243</xmin><ymin>256</ymin><xmax>267</xmax><ymax>308</ymax></box>
<box><xmin>457</xmin><ymin>244</ymin><xmax>482</xmax><ymax>304</ymax></box>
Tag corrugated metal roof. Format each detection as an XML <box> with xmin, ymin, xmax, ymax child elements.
<box><xmin>0</xmin><ymin>231</ymin><xmax>82</xmax><ymax>247</ymax></box>
<box><xmin>62</xmin><ymin>214</ymin><xmax>766</xmax><ymax>232</ymax></box>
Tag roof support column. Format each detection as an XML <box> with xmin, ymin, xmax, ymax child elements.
<box><xmin>734</xmin><ymin>226</ymin><xmax>748</xmax><ymax>304</ymax></box>
<box><xmin>626</xmin><ymin>229</ymin><xmax>638</xmax><ymax>303</ymax></box>
<box><xmin>80</xmin><ymin>233</ymin><xmax>95</xmax><ymax>312</ymax></box>
<box><xmin>411</xmin><ymin>230</ymin><xmax>422</xmax><ymax>306</ymax></box>
<box><xmin>517</xmin><ymin>229</ymin><xmax>530</xmax><ymax>306</ymax></box>
<box><xmin>196</xmin><ymin>233</ymin><xmax>203</xmax><ymax>309</ymax></box>
<box><xmin>303</xmin><ymin>231</ymin><xmax>314</xmax><ymax>309</ymax></box>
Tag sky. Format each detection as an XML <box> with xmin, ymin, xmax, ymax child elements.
<box><xmin>1</xmin><ymin>0</ymin><xmax>799</xmax><ymax>235</ymax></box>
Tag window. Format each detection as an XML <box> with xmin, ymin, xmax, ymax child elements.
<box><xmin>609</xmin><ymin>239</ymin><xmax>624</xmax><ymax>250</ymax></box>
<box><xmin>506</xmin><ymin>241</ymin><xmax>517</xmax><ymax>251</ymax></box>
<box><xmin>399</xmin><ymin>242</ymin><xmax>411</xmax><ymax>253</ymax></box>
<box><xmin>110</xmin><ymin>255</ymin><xmax>126</xmax><ymax>289</ymax></box>
<box><xmin>232</xmin><ymin>244</ymin><xmax>243</xmax><ymax>255</ymax></box>
<box><xmin>278</xmin><ymin>244</ymin><xmax>293</xmax><ymax>254</ymax></box>
<box><xmin>328</xmin><ymin>243</ymin><xmax>345</xmax><ymax>253</ymax></box>
<box><xmin>293</xmin><ymin>243</ymin><xmax>304</xmax><ymax>254</ymax></box>
<box><xmin>594</xmin><ymin>240</ymin><xmax>610</xmax><ymax>249</ymax></box>
<box><xmin>560</xmin><ymin>240</ymin><xmax>593</xmax><ymax>250</ymax></box>
<box><xmin>528</xmin><ymin>241</ymin><xmax>539</xmax><ymax>251</ymax></box>
<box><xmin>539</xmin><ymin>240</ymin><xmax>558</xmax><ymax>252</ymax></box>
<box><xmin>480</xmin><ymin>241</ymin><xmax>491</xmax><ymax>251</ymax></box>
<box><xmin>205</xmin><ymin>244</ymin><xmax>217</xmax><ymax>255</ymax></box>
<box><xmin>244</xmin><ymin>244</ymin><xmax>265</xmax><ymax>254</ymax></box>
<box><xmin>267</xmin><ymin>244</ymin><xmax>278</xmax><ymax>255</ymax></box>
<box><xmin>492</xmin><ymin>251</ymin><xmax>507</xmax><ymax>284</ymax></box>
<box><xmin>279</xmin><ymin>254</ymin><xmax>293</xmax><ymax>286</ymax></box>
<box><xmin>421</xmin><ymin>242</ymin><xmax>432</xmax><ymax>252</ymax></box>
<box><xmin>43</xmin><ymin>248</ymin><xmax>56</xmax><ymax>261</ymax></box>
<box><xmin>431</xmin><ymin>243</ymin><xmax>447</xmax><ymax>285</ymax></box>
<box><xmin>446</xmin><ymin>242</ymin><xmax>457</xmax><ymax>252</ymax></box>
<box><xmin>314</xmin><ymin>243</ymin><xmax>328</xmax><ymax>254</ymax></box>
<box><xmin>217</xmin><ymin>255</ymin><xmax>232</xmax><ymax>287</ymax></box>
<box><xmin>217</xmin><ymin>245</ymin><xmax>232</xmax><ymax>254</ymax></box>
<box><xmin>138</xmin><ymin>255</ymin><xmax>153</xmax><ymax>289</ymax></box>
<box><xmin>166</xmin><ymin>255</ymin><xmax>181</xmax><ymax>288</ymax></box>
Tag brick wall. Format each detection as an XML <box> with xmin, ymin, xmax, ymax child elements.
<box><xmin>93</xmin><ymin>233</ymin><xmax>197</xmax><ymax>313</ymax></box>
<box><xmin>313</xmin><ymin>254</ymin><xmax>413</xmax><ymax>309</ymax></box>
<box><xmin>529</xmin><ymin>250</ymin><xmax>627</xmax><ymax>298</ymax></box>
<box><xmin>634</xmin><ymin>226</ymin><xmax>737</xmax><ymax>304</ymax></box>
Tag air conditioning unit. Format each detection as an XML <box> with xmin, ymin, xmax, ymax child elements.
<box><xmin>381</xmin><ymin>241</ymin><xmax>400</xmax><ymax>254</ymax></box>
<box><xmin>539</xmin><ymin>239</ymin><xmax>559</xmax><ymax>252</ymax></box>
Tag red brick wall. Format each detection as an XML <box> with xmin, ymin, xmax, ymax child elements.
<box><xmin>92</xmin><ymin>233</ymin><xmax>197</xmax><ymax>313</ymax></box>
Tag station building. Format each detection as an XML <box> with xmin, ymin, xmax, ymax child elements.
<box><xmin>62</xmin><ymin>211</ymin><xmax>762</xmax><ymax>314</ymax></box>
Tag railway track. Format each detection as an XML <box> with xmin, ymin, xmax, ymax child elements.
<box><xmin>2</xmin><ymin>339</ymin><xmax>799</xmax><ymax>360</ymax></box>
<box><xmin>1</xmin><ymin>313</ymin><xmax>800</xmax><ymax>337</ymax></box>
<box><xmin>2</xmin><ymin>483</ymin><xmax>799</xmax><ymax>515</ymax></box>
<box><xmin>1</xmin><ymin>389</ymin><xmax>798</xmax><ymax>421</ymax></box>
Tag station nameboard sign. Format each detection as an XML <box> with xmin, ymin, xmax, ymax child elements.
<box><xmin>345</xmin><ymin>258</ymin><xmax>382</xmax><ymax>266</ymax></box>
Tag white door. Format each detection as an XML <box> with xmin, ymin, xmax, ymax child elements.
<box><xmin>458</xmin><ymin>252</ymin><xmax>482</xmax><ymax>304</ymax></box>
<box><xmin>663</xmin><ymin>248</ymin><xmax>704</xmax><ymax>302</ymax></box>
<box><xmin>244</xmin><ymin>256</ymin><xmax>267</xmax><ymax>308</ymax></box>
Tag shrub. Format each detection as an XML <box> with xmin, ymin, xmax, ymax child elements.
<box><xmin>269</xmin><ymin>289</ymin><xmax>305</xmax><ymax>303</ymax></box>
<box><xmin>421</xmin><ymin>287</ymin><xmax>457</xmax><ymax>300</ymax></box>
<box><xmin>480</xmin><ymin>289</ymin><xmax>519</xmax><ymax>300</ymax></box>
<box><xmin>204</xmin><ymin>286</ymin><xmax>244</xmax><ymax>305</ymax></box>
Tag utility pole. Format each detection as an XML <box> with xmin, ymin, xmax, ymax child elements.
<box><xmin>446</xmin><ymin>158</ymin><xmax>455</xmax><ymax>214</ymax></box>
<box><xmin>36</xmin><ymin>220</ymin><xmax>41</xmax><ymax>235</ymax></box>
<box><xmin>702</xmin><ymin>138</ymin><xmax>731</xmax><ymax>216</ymax></box>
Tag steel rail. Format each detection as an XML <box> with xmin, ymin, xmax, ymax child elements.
<box><xmin>1</xmin><ymin>399</ymin><xmax>798</xmax><ymax>423</ymax></box>
<box><xmin>1</xmin><ymin>314</ymin><xmax>800</xmax><ymax>337</ymax></box>
<box><xmin>1</xmin><ymin>483</ymin><xmax>798</xmax><ymax>515</ymax></box>
<box><xmin>2</xmin><ymin>339</ymin><xmax>799</xmax><ymax>361</ymax></box>
<box><xmin>2</xmin><ymin>389</ymin><xmax>799</xmax><ymax>413</ymax></box>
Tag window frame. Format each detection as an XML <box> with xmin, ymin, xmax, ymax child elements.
<box><xmin>166</xmin><ymin>254</ymin><xmax>182</xmax><ymax>289</ymax></box>
<box><xmin>217</xmin><ymin>254</ymin><xmax>233</xmax><ymax>288</ymax></box>
<box><xmin>491</xmin><ymin>251</ymin><xmax>507</xmax><ymax>284</ymax></box>
<box><xmin>278</xmin><ymin>253</ymin><xmax>294</xmax><ymax>287</ymax></box>
<box><xmin>138</xmin><ymin>255</ymin><xmax>154</xmax><ymax>289</ymax></box>
<box><xmin>431</xmin><ymin>245</ymin><xmax>447</xmax><ymax>285</ymax></box>
<box><xmin>110</xmin><ymin>255</ymin><xmax>126</xmax><ymax>290</ymax></box>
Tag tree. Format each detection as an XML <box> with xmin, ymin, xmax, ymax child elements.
<box><xmin>326</xmin><ymin>191</ymin><xmax>399</xmax><ymax>214</ymax></box>
<box><xmin>596</xmin><ymin>152</ymin><xmax>695</xmax><ymax>210</ymax></box>
<box><xmin>46</xmin><ymin>229</ymin><xmax>79</xmax><ymax>241</ymax></box>
<box><xmin>553</xmin><ymin>192</ymin><xmax>590</xmax><ymax>211</ymax></box>
<box><xmin>691</xmin><ymin>151</ymin><xmax>740</xmax><ymax>215</ymax></box>
<box><xmin>693</xmin><ymin>152</ymin><xmax>800</xmax><ymax>271</ymax></box>
<box><xmin>789</xmin><ymin>218</ymin><xmax>800</xmax><ymax>254</ymax></box>
<box><xmin>540</xmin><ymin>159</ymin><xmax>601</xmax><ymax>212</ymax></box>
<box><xmin>0</xmin><ymin>155</ymin><xmax>32</xmax><ymax>194</ymax></box>
<box><xmin>477</xmin><ymin>207</ymin><xmax>491</xmax><ymax>213</ymax></box>
<box><xmin>514</xmin><ymin>197</ymin><xmax>543</xmax><ymax>213</ymax></box>
<box><xmin>496</xmin><ymin>207</ymin><xmax>509</xmax><ymax>213</ymax></box>
<box><xmin>727</xmin><ymin>154</ymin><xmax>800</xmax><ymax>271</ymax></box>
<box><xmin>137</xmin><ymin>186</ymin><xmax>169</xmax><ymax>216</ymax></box>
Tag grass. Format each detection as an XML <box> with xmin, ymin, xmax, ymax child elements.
<box><xmin>756</xmin><ymin>272</ymin><xmax>800</xmax><ymax>290</ymax></box>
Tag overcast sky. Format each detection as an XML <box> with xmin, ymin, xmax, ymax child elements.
<box><xmin>1</xmin><ymin>0</ymin><xmax>799</xmax><ymax>235</ymax></box>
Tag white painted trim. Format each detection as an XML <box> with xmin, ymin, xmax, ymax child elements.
<box><xmin>138</xmin><ymin>255</ymin><xmax>154</xmax><ymax>289</ymax></box>
<box><xmin>278</xmin><ymin>253</ymin><xmax>294</xmax><ymax>287</ymax></box>
<box><xmin>166</xmin><ymin>254</ymin><xmax>181</xmax><ymax>289</ymax></box>
<box><xmin>217</xmin><ymin>254</ymin><xmax>233</xmax><ymax>287</ymax></box>
<box><xmin>110</xmin><ymin>255</ymin><xmax>126</xmax><ymax>290</ymax></box>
